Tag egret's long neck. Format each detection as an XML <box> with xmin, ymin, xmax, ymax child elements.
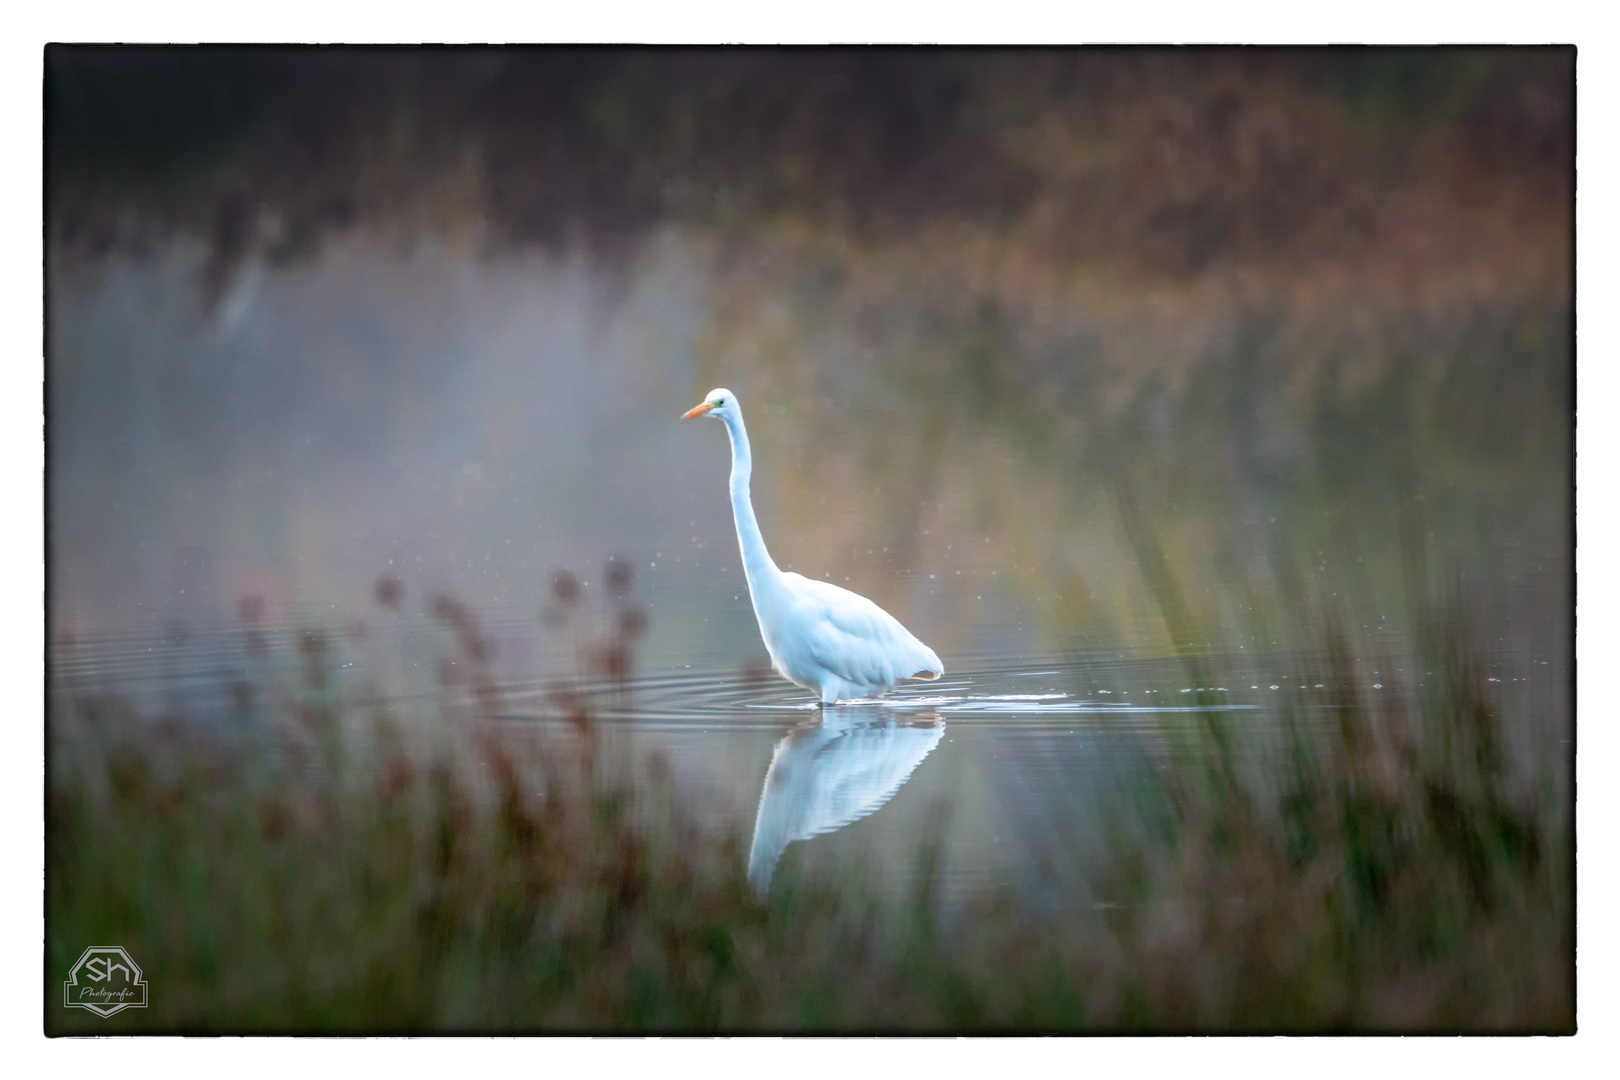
<box><xmin>722</xmin><ymin>409</ymin><xmax>782</xmax><ymax>596</ymax></box>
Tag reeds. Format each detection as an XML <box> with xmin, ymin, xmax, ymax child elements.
<box><xmin>45</xmin><ymin>561</ymin><xmax>1570</xmax><ymax>1033</ymax></box>
<box><xmin>1085</xmin><ymin>615</ymin><xmax>1569</xmax><ymax>1030</ymax></box>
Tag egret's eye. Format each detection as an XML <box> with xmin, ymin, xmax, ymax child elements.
<box><xmin>713</xmin><ymin>399</ymin><xmax>724</xmax><ymax>406</ymax></box>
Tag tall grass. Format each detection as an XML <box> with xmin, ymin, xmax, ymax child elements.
<box><xmin>1088</xmin><ymin>617</ymin><xmax>1569</xmax><ymax>1030</ymax></box>
<box><xmin>46</xmin><ymin>565</ymin><xmax>1570</xmax><ymax>1033</ymax></box>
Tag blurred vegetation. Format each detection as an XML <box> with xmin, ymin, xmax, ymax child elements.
<box><xmin>46</xmin><ymin>48</ymin><xmax>1570</xmax><ymax>298</ymax></box>
<box><xmin>692</xmin><ymin>260</ymin><xmax>1570</xmax><ymax>660</ymax></box>
<box><xmin>47</xmin><ymin>565</ymin><xmax>1569</xmax><ymax>1033</ymax></box>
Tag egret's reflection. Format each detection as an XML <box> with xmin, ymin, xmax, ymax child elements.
<box><xmin>748</xmin><ymin>707</ymin><xmax>945</xmax><ymax>893</ymax></box>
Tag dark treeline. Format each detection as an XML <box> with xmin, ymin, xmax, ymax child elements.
<box><xmin>46</xmin><ymin>46</ymin><xmax>1571</xmax><ymax>284</ymax></box>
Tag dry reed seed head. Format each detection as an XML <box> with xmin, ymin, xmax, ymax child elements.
<box><xmin>472</xmin><ymin>636</ymin><xmax>495</xmax><ymax>661</ymax></box>
<box><xmin>431</xmin><ymin>593</ymin><xmax>470</xmax><ymax>628</ymax></box>
<box><xmin>254</xmin><ymin>787</ymin><xmax>294</xmax><ymax>839</ymax></box>
<box><xmin>605</xmin><ymin>556</ymin><xmax>634</xmax><ymax>598</ymax></box>
<box><xmin>593</xmin><ymin>643</ymin><xmax>631</xmax><ymax>680</ymax></box>
<box><xmin>618</xmin><ymin>605</ymin><xmax>647</xmax><ymax>639</ymax></box>
<box><xmin>374</xmin><ymin>573</ymin><xmax>403</xmax><ymax>609</ymax></box>
<box><xmin>552</xmin><ymin>569</ymin><xmax>582</xmax><ymax>604</ymax></box>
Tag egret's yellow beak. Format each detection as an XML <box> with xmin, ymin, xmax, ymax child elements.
<box><xmin>682</xmin><ymin>401</ymin><xmax>715</xmax><ymax>419</ymax></box>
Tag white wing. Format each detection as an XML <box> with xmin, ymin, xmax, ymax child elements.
<box><xmin>783</xmin><ymin>573</ymin><xmax>943</xmax><ymax>688</ymax></box>
<box><xmin>747</xmin><ymin>714</ymin><xmax>945</xmax><ymax>892</ymax></box>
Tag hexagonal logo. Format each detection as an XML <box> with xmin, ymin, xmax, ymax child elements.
<box><xmin>63</xmin><ymin>946</ymin><xmax>147</xmax><ymax>1017</ymax></box>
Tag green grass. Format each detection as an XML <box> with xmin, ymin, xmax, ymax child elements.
<box><xmin>46</xmin><ymin>585</ymin><xmax>1570</xmax><ymax>1034</ymax></box>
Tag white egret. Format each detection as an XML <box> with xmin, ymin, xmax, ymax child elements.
<box><xmin>682</xmin><ymin>388</ymin><xmax>944</xmax><ymax>703</ymax></box>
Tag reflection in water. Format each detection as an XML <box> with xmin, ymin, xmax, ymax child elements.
<box><xmin>748</xmin><ymin>709</ymin><xmax>945</xmax><ymax>893</ymax></box>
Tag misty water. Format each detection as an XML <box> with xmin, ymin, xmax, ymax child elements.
<box><xmin>47</xmin><ymin>238</ymin><xmax>1571</xmax><ymax>903</ymax></box>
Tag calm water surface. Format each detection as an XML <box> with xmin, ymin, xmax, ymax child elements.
<box><xmin>49</xmin><ymin>613</ymin><xmax>1568</xmax><ymax>906</ymax></box>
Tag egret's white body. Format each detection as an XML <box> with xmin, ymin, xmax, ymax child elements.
<box><xmin>747</xmin><ymin>712</ymin><xmax>945</xmax><ymax>891</ymax></box>
<box><xmin>683</xmin><ymin>388</ymin><xmax>944</xmax><ymax>703</ymax></box>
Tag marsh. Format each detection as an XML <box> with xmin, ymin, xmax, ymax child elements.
<box><xmin>46</xmin><ymin>47</ymin><xmax>1572</xmax><ymax>1032</ymax></box>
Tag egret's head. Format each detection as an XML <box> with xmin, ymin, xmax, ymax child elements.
<box><xmin>682</xmin><ymin>388</ymin><xmax>738</xmax><ymax>420</ymax></box>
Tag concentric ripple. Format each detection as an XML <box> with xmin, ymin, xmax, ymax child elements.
<box><xmin>496</xmin><ymin>653</ymin><xmax>1262</xmax><ymax>734</ymax></box>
